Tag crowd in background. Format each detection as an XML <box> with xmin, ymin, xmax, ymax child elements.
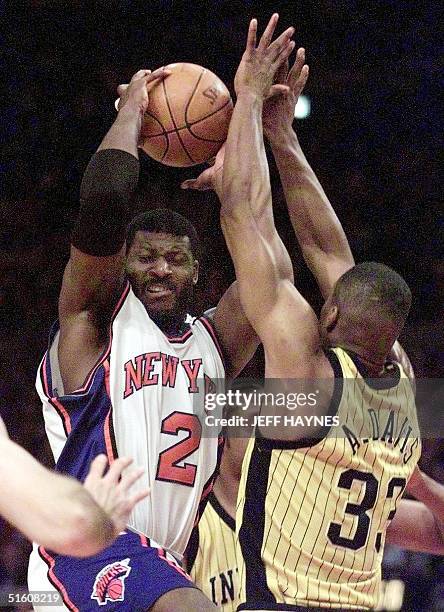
<box><xmin>0</xmin><ymin>1</ymin><xmax>441</xmax><ymax>608</ymax></box>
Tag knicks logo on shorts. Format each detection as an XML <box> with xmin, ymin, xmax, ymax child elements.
<box><xmin>91</xmin><ymin>558</ymin><xmax>131</xmax><ymax>606</ymax></box>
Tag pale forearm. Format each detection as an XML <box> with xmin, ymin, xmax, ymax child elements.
<box><xmin>34</xmin><ymin>475</ymin><xmax>115</xmax><ymax>556</ymax></box>
<box><xmin>59</xmin><ymin>485</ymin><xmax>115</xmax><ymax>557</ymax></box>
<box><xmin>0</xmin><ymin>439</ymin><xmax>115</xmax><ymax>555</ymax></box>
<box><xmin>270</xmin><ymin>127</ymin><xmax>354</xmax><ymax>296</ymax></box>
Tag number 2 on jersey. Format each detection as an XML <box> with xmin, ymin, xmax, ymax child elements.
<box><xmin>156</xmin><ymin>411</ymin><xmax>202</xmax><ymax>487</ymax></box>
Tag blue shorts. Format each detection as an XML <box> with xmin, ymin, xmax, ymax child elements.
<box><xmin>38</xmin><ymin>531</ymin><xmax>196</xmax><ymax>611</ymax></box>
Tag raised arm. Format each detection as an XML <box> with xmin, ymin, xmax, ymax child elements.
<box><xmin>180</xmin><ymin>150</ymin><xmax>260</xmax><ymax>379</ymax></box>
<box><xmin>386</xmin><ymin>467</ymin><xmax>444</xmax><ymax>554</ymax></box>
<box><xmin>263</xmin><ymin>57</ymin><xmax>416</xmax><ymax>383</ymax></box>
<box><xmin>220</xmin><ymin>16</ymin><xmax>330</xmax><ymax>387</ymax></box>
<box><xmin>179</xmin><ymin>79</ymin><xmax>294</xmax><ymax>377</ymax></box>
<box><xmin>0</xmin><ymin>418</ymin><xmax>148</xmax><ymax>556</ymax></box>
<box><xmin>221</xmin><ymin>16</ymin><xmax>292</xmax><ymax>328</ymax></box>
<box><xmin>263</xmin><ymin>53</ymin><xmax>354</xmax><ymax>300</ymax></box>
<box><xmin>58</xmin><ymin>68</ymin><xmax>169</xmax><ymax>393</ymax></box>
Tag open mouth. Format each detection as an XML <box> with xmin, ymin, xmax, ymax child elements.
<box><xmin>146</xmin><ymin>285</ymin><xmax>174</xmax><ymax>297</ymax></box>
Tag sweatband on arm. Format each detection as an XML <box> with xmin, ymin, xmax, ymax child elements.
<box><xmin>71</xmin><ymin>149</ymin><xmax>140</xmax><ymax>256</ymax></box>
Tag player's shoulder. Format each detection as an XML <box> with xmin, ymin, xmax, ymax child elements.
<box><xmin>191</xmin><ymin>309</ymin><xmax>221</xmax><ymax>341</ymax></box>
<box><xmin>203</xmin><ymin>307</ymin><xmax>216</xmax><ymax>320</ymax></box>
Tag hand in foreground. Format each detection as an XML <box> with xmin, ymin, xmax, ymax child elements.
<box><xmin>84</xmin><ymin>455</ymin><xmax>149</xmax><ymax>536</ymax></box>
<box><xmin>263</xmin><ymin>49</ymin><xmax>309</xmax><ymax>140</ymax></box>
<box><xmin>115</xmin><ymin>67</ymin><xmax>171</xmax><ymax>114</ymax></box>
<box><xmin>234</xmin><ymin>13</ymin><xmax>295</xmax><ymax>99</ymax></box>
<box><xmin>180</xmin><ymin>144</ymin><xmax>225</xmax><ymax>192</ymax></box>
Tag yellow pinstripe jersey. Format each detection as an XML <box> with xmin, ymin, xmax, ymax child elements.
<box><xmin>186</xmin><ymin>491</ymin><xmax>239</xmax><ymax>611</ymax></box>
<box><xmin>236</xmin><ymin>347</ymin><xmax>421</xmax><ymax>611</ymax></box>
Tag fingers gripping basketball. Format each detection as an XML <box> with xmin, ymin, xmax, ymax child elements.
<box><xmin>139</xmin><ymin>63</ymin><xmax>233</xmax><ymax>167</ymax></box>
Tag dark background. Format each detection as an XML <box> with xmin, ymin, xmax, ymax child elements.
<box><xmin>0</xmin><ymin>0</ymin><xmax>442</xmax><ymax>608</ymax></box>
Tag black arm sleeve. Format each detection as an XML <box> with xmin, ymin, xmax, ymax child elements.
<box><xmin>71</xmin><ymin>149</ymin><xmax>140</xmax><ymax>256</ymax></box>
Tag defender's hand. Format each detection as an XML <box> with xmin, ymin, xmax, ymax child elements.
<box><xmin>234</xmin><ymin>14</ymin><xmax>295</xmax><ymax>99</ymax></box>
<box><xmin>181</xmin><ymin>144</ymin><xmax>225</xmax><ymax>192</ymax></box>
<box><xmin>263</xmin><ymin>48</ymin><xmax>309</xmax><ymax>140</ymax></box>
<box><xmin>84</xmin><ymin>455</ymin><xmax>149</xmax><ymax>536</ymax></box>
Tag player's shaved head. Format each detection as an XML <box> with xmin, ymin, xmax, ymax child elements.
<box><xmin>332</xmin><ymin>262</ymin><xmax>412</xmax><ymax>331</ymax></box>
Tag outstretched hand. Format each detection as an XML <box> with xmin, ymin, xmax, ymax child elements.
<box><xmin>263</xmin><ymin>49</ymin><xmax>309</xmax><ymax>140</ymax></box>
<box><xmin>234</xmin><ymin>13</ymin><xmax>295</xmax><ymax>99</ymax></box>
<box><xmin>115</xmin><ymin>67</ymin><xmax>171</xmax><ymax>114</ymax></box>
<box><xmin>181</xmin><ymin>15</ymin><xmax>297</xmax><ymax>194</ymax></box>
<box><xmin>84</xmin><ymin>455</ymin><xmax>149</xmax><ymax>536</ymax></box>
<box><xmin>180</xmin><ymin>144</ymin><xmax>225</xmax><ymax>193</ymax></box>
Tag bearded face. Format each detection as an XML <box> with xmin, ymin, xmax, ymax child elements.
<box><xmin>125</xmin><ymin>231</ymin><xmax>198</xmax><ymax>322</ymax></box>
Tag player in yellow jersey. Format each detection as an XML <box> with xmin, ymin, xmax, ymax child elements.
<box><xmin>184</xmin><ymin>16</ymin><xmax>443</xmax><ymax>610</ymax></box>
<box><xmin>183</xmin><ymin>378</ymin><xmax>444</xmax><ymax>612</ymax></box>
<box><xmin>218</xmin><ymin>14</ymin><xmax>428</xmax><ymax>611</ymax></box>
<box><xmin>185</xmin><ymin>387</ymin><xmax>256</xmax><ymax>611</ymax></box>
<box><xmin>186</xmin><ymin>439</ymin><xmax>242</xmax><ymax>611</ymax></box>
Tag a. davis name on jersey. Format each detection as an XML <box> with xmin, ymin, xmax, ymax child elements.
<box><xmin>343</xmin><ymin>409</ymin><xmax>419</xmax><ymax>463</ymax></box>
<box><xmin>123</xmin><ymin>352</ymin><xmax>203</xmax><ymax>397</ymax></box>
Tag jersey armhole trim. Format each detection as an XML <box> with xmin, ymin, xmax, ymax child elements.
<box><xmin>41</xmin><ymin>282</ymin><xmax>130</xmax><ymax>401</ymax></box>
<box><xmin>208</xmin><ymin>491</ymin><xmax>235</xmax><ymax>532</ymax></box>
<box><xmin>198</xmin><ymin>314</ymin><xmax>227</xmax><ymax>370</ymax></box>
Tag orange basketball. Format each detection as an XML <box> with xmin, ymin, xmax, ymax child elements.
<box><xmin>107</xmin><ymin>578</ymin><xmax>123</xmax><ymax>600</ymax></box>
<box><xmin>139</xmin><ymin>63</ymin><xmax>233</xmax><ymax>167</ymax></box>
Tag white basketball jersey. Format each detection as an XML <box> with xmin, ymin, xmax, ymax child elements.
<box><xmin>35</xmin><ymin>283</ymin><xmax>225</xmax><ymax>559</ymax></box>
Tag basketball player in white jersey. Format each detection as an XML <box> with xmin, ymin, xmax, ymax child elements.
<box><xmin>0</xmin><ymin>416</ymin><xmax>148</xmax><ymax>556</ymax></box>
<box><xmin>26</xmin><ymin>50</ymin><xmax>291</xmax><ymax>610</ymax></box>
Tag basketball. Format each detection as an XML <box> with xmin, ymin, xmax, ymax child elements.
<box><xmin>107</xmin><ymin>578</ymin><xmax>123</xmax><ymax>600</ymax></box>
<box><xmin>139</xmin><ymin>63</ymin><xmax>233</xmax><ymax>167</ymax></box>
